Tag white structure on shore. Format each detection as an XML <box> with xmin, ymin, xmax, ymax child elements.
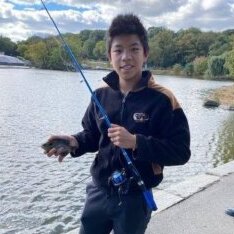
<box><xmin>0</xmin><ymin>53</ymin><xmax>30</xmax><ymax>66</ymax></box>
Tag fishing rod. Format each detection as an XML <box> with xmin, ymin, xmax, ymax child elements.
<box><xmin>40</xmin><ymin>0</ymin><xmax>157</xmax><ymax>211</ymax></box>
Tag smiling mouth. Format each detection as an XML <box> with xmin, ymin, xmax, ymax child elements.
<box><xmin>120</xmin><ymin>65</ymin><xmax>133</xmax><ymax>70</ymax></box>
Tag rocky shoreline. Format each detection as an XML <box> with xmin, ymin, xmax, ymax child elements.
<box><xmin>204</xmin><ymin>85</ymin><xmax>234</xmax><ymax>111</ymax></box>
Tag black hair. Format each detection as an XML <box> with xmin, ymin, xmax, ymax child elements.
<box><xmin>106</xmin><ymin>14</ymin><xmax>149</xmax><ymax>54</ymax></box>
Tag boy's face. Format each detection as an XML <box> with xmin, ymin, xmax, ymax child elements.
<box><xmin>109</xmin><ymin>34</ymin><xmax>148</xmax><ymax>82</ymax></box>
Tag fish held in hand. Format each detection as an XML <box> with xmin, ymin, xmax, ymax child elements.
<box><xmin>41</xmin><ymin>138</ymin><xmax>71</xmax><ymax>154</ymax></box>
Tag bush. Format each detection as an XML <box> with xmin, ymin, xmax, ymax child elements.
<box><xmin>193</xmin><ymin>56</ymin><xmax>208</xmax><ymax>76</ymax></box>
<box><xmin>224</xmin><ymin>50</ymin><xmax>234</xmax><ymax>78</ymax></box>
<box><xmin>172</xmin><ymin>64</ymin><xmax>183</xmax><ymax>75</ymax></box>
<box><xmin>184</xmin><ymin>63</ymin><xmax>194</xmax><ymax>76</ymax></box>
<box><xmin>207</xmin><ymin>55</ymin><xmax>228</xmax><ymax>77</ymax></box>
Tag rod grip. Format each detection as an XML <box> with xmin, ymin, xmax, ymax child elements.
<box><xmin>143</xmin><ymin>190</ymin><xmax>157</xmax><ymax>211</ymax></box>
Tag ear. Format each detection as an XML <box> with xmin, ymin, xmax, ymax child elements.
<box><xmin>144</xmin><ymin>50</ymin><xmax>149</xmax><ymax>63</ymax></box>
<box><xmin>108</xmin><ymin>53</ymin><xmax>113</xmax><ymax>65</ymax></box>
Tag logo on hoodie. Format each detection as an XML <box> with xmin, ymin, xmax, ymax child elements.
<box><xmin>133</xmin><ymin>113</ymin><xmax>149</xmax><ymax>123</ymax></box>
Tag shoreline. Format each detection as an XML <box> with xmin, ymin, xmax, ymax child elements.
<box><xmin>147</xmin><ymin>161</ymin><xmax>234</xmax><ymax>234</ymax></box>
<box><xmin>204</xmin><ymin>84</ymin><xmax>234</xmax><ymax>110</ymax></box>
<box><xmin>0</xmin><ymin>65</ymin><xmax>31</xmax><ymax>69</ymax></box>
<box><xmin>151</xmin><ymin>160</ymin><xmax>234</xmax><ymax>215</ymax></box>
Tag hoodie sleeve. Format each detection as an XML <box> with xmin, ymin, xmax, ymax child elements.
<box><xmin>133</xmin><ymin>102</ymin><xmax>191</xmax><ymax>166</ymax></box>
<box><xmin>71</xmin><ymin>99</ymin><xmax>100</xmax><ymax>157</ymax></box>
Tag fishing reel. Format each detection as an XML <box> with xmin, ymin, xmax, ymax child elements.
<box><xmin>109</xmin><ymin>169</ymin><xmax>132</xmax><ymax>204</ymax></box>
<box><xmin>111</xmin><ymin>170</ymin><xmax>127</xmax><ymax>187</ymax></box>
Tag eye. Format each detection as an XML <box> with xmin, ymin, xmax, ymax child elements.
<box><xmin>113</xmin><ymin>49</ymin><xmax>122</xmax><ymax>53</ymax></box>
<box><xmin>132</xmin><ymin>47</ymin><xmax>140</xmax><ymax>52</ymax></box>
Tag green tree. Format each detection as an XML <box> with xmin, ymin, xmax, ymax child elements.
<box><xmin>193</xmin><ymin>57</ymin><xmax>208</xmax><ymax>76</ymax></box>
<box><xmin>223</xmin><ymin>29</ymin><xmax>234</xmax><ymax>36</ymax></box>
<box><xmin>148</xmin><ymin>40</ymin><xmax>162</xmax><ymax>67</ymax></box>
<box><xmin>64</xmin><ymin>34</ymin><xmax>83</xmax><ymax>60</ymax></box>
<box><xmin>89</xmin><ymin>30</ymin><xmax>106</xmax><ymax>42</ymax></box>
<box><xmin>16</xmin><ymin>43</ymin><xmax>28</xmax><ymax>57</ymax></box>
<box><xmin>173</xmin><ymin>63</ymin><xmax>183</xmax><ymax>76</ymax></box>
<box><xmin>207</xmin><ymin>55</ymin><xmax>228</xmax><ymax>77</ymax></box>
<box><xmin>82</xmin><ymin>39</ymin><xmax>96</xmax><ymax>59</ymax></box>
<box><xmin>25</xmin><ymin>36</ymin><xmax>43</xmax><ymax>45</ymax></box>
<box><xmin>80</xmin><ymin>30</ymin><xmax>106</xmax><ymax>59</ymax></box>
<box><xmin>224</xmin><ymin>51</ymin><xmax>234</xmax><ymax>77</ymax></box>
<box><xmin>224</xmin><ymin>36</ymin><xmax>234</xmax><ymax>78</ymax></box>
<box><xmin>148</xmin><ymin>29</ymin><xmax>176</xmax><ymax>67</ymax></box>
<box><xmin>0</xmin><ymin>36</ymin><xmax>17</xmax><ymax>56</ymax></box>
<box><xmin>209</xmin><ymin>34</ymin><xmax>231</xmax><ymax>56</ymax></box>
<box><xmin>93</xmin><ymin>40</ymin><xmax>106</xmax><ymax>60</ymax></box>
<box><xmin>147</xmin><ymin>27</ymin><xmax>164</xmax><ymax>38</ymax></box>
<box><xmin>79</xmin><ymin>30</ymin><xmax>92</xmax><ymax>42</ymax></box>
<box><xmin>184</xmin><ymin>63</ymin><xmax>194</xmax><ymax>76</ymax></box>
<box><xmin>47</xmin><ymin>47</ymin><xmax>67</xmax><ymax>70</ymax></box>
<box><xmin>25</xmin><ymin>41</ymin><xmax>49</xmax><ymax>68</ymax></box>
<box><xmin>196</xmin><ymin>32</ymin><xmax>216</xmax><ymax>57</ymax></box>
<box><xmin>17</xmin><ymin>36</ymin><xmax>45</xmax><ymax>59</ymax></box>
<box><xmin>175</xmin><ymin>28</ymin><xmax>202</xmax><ymax>65</ymax></box>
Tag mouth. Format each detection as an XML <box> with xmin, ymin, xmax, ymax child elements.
<box><xmin>120</xmin><ymin>65</ymin><xmax>134</xmax><ymax>70</ymax></box>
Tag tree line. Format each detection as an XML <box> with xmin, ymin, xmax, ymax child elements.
<box><xmin>1</xmin><ymin>27</ymin><xmax>234</xmax><ymax>79</ymax></box>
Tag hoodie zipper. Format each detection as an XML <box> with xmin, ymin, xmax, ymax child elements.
<box><xmin>110</xmin><ymin>93</ymin><xmax>129</xmax><ymax>171</ymax></box>
<box><xmin>120</xmin><ymin>93</ymin><xmax>129</xmax><ymax>124</ymax></box>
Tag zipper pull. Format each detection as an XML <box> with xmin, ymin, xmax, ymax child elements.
<box><xmin>122</xmin><ymin>92</ymin><xmax>129</xmax><ymax>103</ymax></box>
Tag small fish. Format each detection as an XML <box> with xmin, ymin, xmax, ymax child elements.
<box><xmin>41</xmin><ymin>138</ymin><xmax>71</xmax><ymax>153</ymax></box>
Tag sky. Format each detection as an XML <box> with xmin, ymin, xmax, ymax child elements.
<box><xmin>1</xmin><ymin>0</ymin><xmax>234</xmax><ymax>42</ymax></box>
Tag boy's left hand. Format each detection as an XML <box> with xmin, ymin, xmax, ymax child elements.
<box><xmin>108</xmin><ymin>124</ymin><xmax>136</xmax><ymax>149</ymax></box>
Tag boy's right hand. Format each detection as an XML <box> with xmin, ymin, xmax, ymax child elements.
<box><xmin>41</xmin><ymin>135</ymin><xmax>78</xmax><ymax>162</ymax></box>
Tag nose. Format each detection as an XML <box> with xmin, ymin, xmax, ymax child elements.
<box><xmin>121</xmin><ymin>49</ymin><xmax>132</xmax><ymax>60</ymax></box>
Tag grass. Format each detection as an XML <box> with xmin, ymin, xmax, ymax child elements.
<box><xmin>212</xmin><ymin>85</ymin><xmax>234</xmax><ymax>107</ymax></box>
<box><xmin>82</xmin><ymin>60</ymin><xmax>111</xmax><ymax>70</ymax></box>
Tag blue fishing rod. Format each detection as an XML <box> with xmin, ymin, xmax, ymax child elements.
<box><xmin>40</xmin><ymin>0</ymin><xmax>157</xmax><ymax>211</ymax></box>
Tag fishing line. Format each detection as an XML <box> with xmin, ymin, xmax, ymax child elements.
<box><xmin>53</xmin><ymin>36</ymin><xmax>72</xmax><ymax>72</ymax></box>
<box><xmin>40</xmin><ymin>0</ymin><xmax>157</xmax><ymax>211</ymax></box>
<box><xmin>33</xmin><ymin>1</ymin><xmax>75</xmax><ymax>73</ymax></box>
<box><xmin>75</xmin><ymin>174</ymin><xmax>92</xmax><ymax>185</ymax></box>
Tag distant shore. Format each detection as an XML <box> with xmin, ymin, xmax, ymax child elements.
<box><xmin>0</xmin><ymin>65</ymin><xmax>31</xmax><ymax>69</ymax></box>
<box><xmin>204</xmin><ymin>84</ymin><xmax>234</xmax><ymax>110</ymax></box>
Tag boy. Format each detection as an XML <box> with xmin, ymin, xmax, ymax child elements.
<box><xmin>43</xmin><ymin>14</ymin><xmax>190</xmax><ymax>234</ymax></box>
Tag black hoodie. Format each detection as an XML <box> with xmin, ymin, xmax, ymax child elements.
<box><xmin>71</xmin><ymin>70</ymin><xmax>190</xmax><ymax>189</ymax></box>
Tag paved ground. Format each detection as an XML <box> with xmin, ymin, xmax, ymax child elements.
<box><xmin>146</xmin><ymin>162</ymin><xmax>234</xmax><ymax>234</ymax></box>
<box><xmin>67</xmin><ymin>161</ymin><xmax>234</xmax><ymax>234</ymax></box>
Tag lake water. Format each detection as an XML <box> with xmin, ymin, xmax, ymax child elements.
<box><xmin>0</xmin><ymin>68</ymin><xmax>234</xmax><ymax>234</ymax></box>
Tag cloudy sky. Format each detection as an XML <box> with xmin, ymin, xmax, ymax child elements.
<box><xmin>1</xmin><ymin>0</ymin><xmax>234</xmax><ymax>42</ymax></box>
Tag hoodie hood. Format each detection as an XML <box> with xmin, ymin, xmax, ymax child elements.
<box><xmin>103</xmin><ymin>70</ymin><xmax>153</xmax><ymax>92</ymax></box>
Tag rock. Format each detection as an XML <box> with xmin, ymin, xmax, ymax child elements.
<box><xmin>203</xmin><ymin>99</ymin><xmax>220</xmax><ymax>108</ymax></box>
